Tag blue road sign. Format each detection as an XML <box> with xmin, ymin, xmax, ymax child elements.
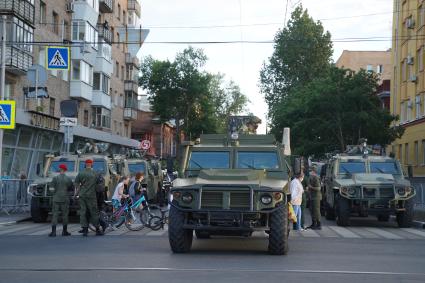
<box><xmin>46</xmin><ymin>47</ymin><xmax>70</xmax><ymax>70</ymax></box>
<box><xmin>0</xmin><ymin>100</ymin><xmax>16</xmax><ymax>129</ymax></box>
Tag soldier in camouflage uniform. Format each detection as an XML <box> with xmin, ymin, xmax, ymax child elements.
<box><xmin>49</xmin><ymin>164</ymin><xmax>73</xmax><ymax>237</ymax></box>
<box><xmin>307</xmin><ymin>165</ymin><xmax>322</xmax><ymax>230</ymax></box>
<box><xmin>74</xmin><ymin>159</ymin><xmax>103</xmax><ymax>236</ymax></box>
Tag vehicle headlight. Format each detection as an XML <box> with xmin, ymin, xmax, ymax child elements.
<box><xmin>181</xmin><ymin>192</ymin><xmax>193</xmax><ymax>203</ymax></box>
<box><xmin>405</xmin><ymin>187</ymin><xmax>413</xmax><ymax>194</ymax></box>
<box><xmin>397</xmin><ymin>188</ymin><xmax>406</xmax><ymax>195</ymax></box>
<box><xmin>260</xmin><ymin>194</ymin><xmax>273</xmax><ymax>205</ymax></box>
<box><xmin>341</xmin><ymin>187</ymin><xmax>348</xmax><ymax>194</ymax></box>
<box><xmin>348</xmin><ymin>187</ymin><xmax>356</xmax><ymax>195</ymax></box>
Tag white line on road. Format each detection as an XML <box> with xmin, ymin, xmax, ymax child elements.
<box><xmin>328</xmin><ymin>226</ymin><xmax>361</xmax><ymax>238</ymax></box>
<box><xmin>364</xmin><ymin>228</ymin><xmax>402</xmax><ymax>240</ymax></box>
<box><xmin>0</xmin><ymin>224</ymin><xmax>41</xmax><ymax>235</ymax></box>
<box><xmin>400</xmin><ymin>228</ymin><xmax>425</xmax><ymax>238</ymax></box>
<box><xmin>299</xmin><ymin>228</ymin><xmax>320</xmax><ymax>237</ymax></box>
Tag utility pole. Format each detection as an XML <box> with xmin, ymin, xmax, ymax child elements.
<box><xmin>0</xmin><ymin>15</ymin><xmax>7</xmax><ymax>178</ymax></box>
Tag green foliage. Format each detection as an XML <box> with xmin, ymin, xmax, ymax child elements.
<box><xmin>139</xmin><ymin>47</ymin><xmax>248</xmax><ymax>140</ymax></box>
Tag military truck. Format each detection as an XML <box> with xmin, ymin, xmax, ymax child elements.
<box><xmin>126</xmin><ymin>153</ymin><xmax>163</xmax><ymax>202</ymax></box>
<box><xmin>323</xmin><ymin>144</ymin><xmax>415</xmax><ymax>227</ymax></box>
<box><xmin>168</xmin><ymin>133</ymin><xmax>295</xmax><ymax>255</ymax></box>
<box><xmin>28</xmin><ymin>152</ymin><xmax>127</xmax><ymax>222</ymax></box>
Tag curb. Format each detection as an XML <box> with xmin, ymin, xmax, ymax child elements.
<box><xmin>0</xmin><ymin>216</ymin><xmax>32</xmax><ymax>227</ymax></box>
<box><xmin>412</xmin><ymin>220</ymin><xmax>425</xmax><ymax>229</ymax></box>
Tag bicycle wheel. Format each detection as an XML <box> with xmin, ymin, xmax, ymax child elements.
<box><xmin>111</xmin><ymin>212</ymin><xmax>125</xmax><ymax>229</ymax></box>
<box><xmin>148</xmin><ymin>216</ymin><xmax>163</xmax><ymax>231</ymax></box>
<box><xmin>125</xmin><ymin>209</ymin><xmax>146</xmax><ymax>231</ymax></box>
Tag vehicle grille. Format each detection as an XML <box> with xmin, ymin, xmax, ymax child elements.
<box><xmin>201</xmin><ymin>191</ymin><xmax>222</xmax><ymax>209</ymax></box>
<box><xmin>379</xmin><ymin>187</ymin><xmax>394</xmax><ymax>198</ymax></box>
<box><xmin>229</xmin><ymin>192</ymin><xmax>250</xmax><ymax>210</ymax></box>
<box><xmin>362</xmin><ymin>187</ymin><xmax>394</xmax><ymax>198</ymax></box>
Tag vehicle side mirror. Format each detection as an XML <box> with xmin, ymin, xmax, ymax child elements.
<box><xmin>293</xmin><ymin>157</ymin><xmax>302</xmax><ymax>176</ymax></box>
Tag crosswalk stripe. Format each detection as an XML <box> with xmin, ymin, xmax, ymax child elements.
<box><xmin>328</xmin><ymin>226</ymin><xmax>361</xmax><ymax>238</ymax></box>
<box><xmin>145</xmin><ymin>226</ymin><xmax>168</xmax><ymax>236</ymax></box>
<box><xmin>0</xmin><ymin>224</ymin><xmax>42</xmax><ymax>235</ymax></box>
<box><xmin>364</xmin><ymin>228</ymin><xmax>402</xmax><ymax>239</ymax></box>
<box><xmin>316</xmin><ymin>226</ymin><xmax>339</xmax><ymax>238</ymax></box>
<box><xmin>347</xmin><ymin>227</ymin><xmax>380</xmax><ymax>239</ymax></box>
<box><xmin>401</xmin><ymin>228</ymin><xmax>425</xmax><ymax>238</ymax></box>
<box><xmin>299</xmin><ymin>229</ymin><xmax>320</xmax><ymax>237</ymax></box>
<box><xmin>28</xmin><ymin>226</ymin><xmax>52</xmax><ymax>236</ymax></box>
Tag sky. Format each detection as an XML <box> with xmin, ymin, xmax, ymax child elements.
<box><xmin>139</xmin><ymin>0</ymin><xmax>393</xmax><ymax>134</ymax></box>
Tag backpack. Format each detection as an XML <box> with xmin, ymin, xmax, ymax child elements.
<box><xmin>95</xmin><ymin>173</ymin><xmax>105</xmax><ymax>193</ymax></box>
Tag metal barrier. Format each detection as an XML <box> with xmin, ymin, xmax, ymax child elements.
<box><xmin>409</xmin><ymin>178</ymin><xmax>425</xmax><ymax>209</ymax></box>
<box><xmin>0</xmin><ymin>179</ymin><xmax>32</xmax><ymax>214</ymax></box>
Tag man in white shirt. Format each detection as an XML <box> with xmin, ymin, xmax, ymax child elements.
<box><xmin>290</xmin><ymin>173</ymin><xmax>304</xmax><ymax>231</ymax></box>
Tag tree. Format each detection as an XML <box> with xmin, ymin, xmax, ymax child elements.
<box><xmin>260</xmin><ymin>5</ymin><xmax>333</xmax><ymax>127</ymax></box>
<box><xmin>272</xmin><ymin>67</ymin><xmax>404</xmax><ymax>157</ymax></box>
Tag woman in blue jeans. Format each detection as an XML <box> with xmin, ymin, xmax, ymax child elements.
<box><xmin>290</xmin><ymin>173</ymin><xmax>305</xmax><ymax>231</ymax></box>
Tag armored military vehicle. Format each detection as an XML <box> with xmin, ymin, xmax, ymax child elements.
<box><xmin>323</xmin><ymin>143</ymin><xmax>415</xmax><ymax>227</ymax></box>
<box><xmin>126</xmin><ymin>150</ymin><xmax>163</xmax><ymax>202</ymax></box>
<box><xmin>28</xmin><ymin>145</ymin><xmax>128</xmax><ymax>222</ymax></box>
<box><xmin>168</xmin><ymin>133</ymin><xmax>295</xmax><ymax>255</ymax></box>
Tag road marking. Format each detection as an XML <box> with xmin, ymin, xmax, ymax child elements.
<box><xmin>0</xmin><ymin>267</ymin><xmax>424</xmax><ymax>276</ymax></box>
<box><xmin>315</xmin><ymin>226</ymin><xmax>339</xmax><ymax>238</ymax></box>
<box><xmin>105</xmin><ymin>228</ymin><xmax>130</xmax><ymax>236</ymax></box>
<box><xmin>401</xmin><ymin>228</ymin><xmax>425</xmax><ymax>238</ymax></box>
<box><xmin>27</xmin><ymin>225</ymin><xmax>53</xmax><ymax>236</ymax></box>
<box><xmin>145</xmin><ymin>226</ymin><xmax>168</xmax><ymax>236</ymax></box>
<box><xmin>346</xmin><ymin>227</ymin><xmax>380</xmax><ymax>239</ymax></box>
<box><xmin>0</xmin><ymin>224</ymin><xmax>41</xmax><ymax>235</ymax></box>
<box><xmin>364</xmin><ymin>228</ymin><xmax>402</xmax><ymax>239</ymax></box>
<box><xmin>299</xmin><ymin>228</ymin><xmax>320</xmax><ymax>237</ymax></box>
<box><xmin>328</xmin><ymin>226</ymin><xmax>361</xmax><ymax>238</ymax></box>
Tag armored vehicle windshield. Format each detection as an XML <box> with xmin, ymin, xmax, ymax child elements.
<box><xmin>78</xmin><ymin>159</ymin><xmax>107</xmax><ymax>174</ymax></box>
<box><xmin>49</xmin><ymin>160</ymin><xmax>76</xmax><ymax>173</ymax></box>
<box><xmin>369</xmin><ymin>161</ymin><xmax>402</xmax><ymax>175</ymax></box>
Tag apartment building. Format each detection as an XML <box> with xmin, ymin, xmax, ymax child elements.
<box><xmin>335</xmin><ymin>50</ymin><xmax>392</xmax><ymax>110</ymax></box>
<box><xmin>391</xmin><ymin>0</ymin><xmax>425</xmax><ymax>177</ymax></box>
<box><xmin>0</xmin><ymin>0</ymin><xmax>148</xmax><ymax>178</ymax></box>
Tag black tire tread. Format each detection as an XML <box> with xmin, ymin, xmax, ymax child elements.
<box><xmin>397</xmin><ymin>199</ymin><xmax>414</xmax><ymax>228</ymax></box>
<box><xmin>168</xmin><ymin>205</ymin><xmax>193</xmax><ymax>253</ymax></box>
<box><xmin>268</xmin><ymin>203</ymin><xmax>289</xmax><ymax>255</ymax></box>
<box><xmin>336</xmin><ymin>197</ymin><xmax>350</xmax><ymax>226</ymax></box>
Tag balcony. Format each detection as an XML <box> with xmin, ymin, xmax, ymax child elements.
<box><xmin>99</xmin><ymin>0</ymin><xmax>113</xmax><ymax>13</ymax></box>
<box><xmin>97</xmin><ymin>23</ymin><xmax>113</xmax><ymax>44</ymax></box>
<box><xmin>124</xmin><ymin>80</ymin><xmax>138</xmax><ymax>93</ymax></box>
<box><xmin>92</xmin><ymin>90</ymin><xmax>111</xmax><ymax>109</ymax></box>
<box><xmin>70</xmin><ymin>81</ymin><xmax>93</xmax><ymax>101</ymax></box>
<box><xmin>4</xmin><ymin>46</ymin><xmax>32</xmax><ymax>75</ymax></box>
<box><xmin>124</xmin><ymin>107</ymin><xmax>137</xmax><ymax>120</ymax></box>
<box><xmin>0</xmin><ymin>0</ymin><xmax>35</xmax><ymax>25</ymax></box>
<box><xmin>127</xmin><ymin>0</ymin><xmax>140</xmax><ymax>17</ymax></box>
<box><xmin>125</xmin><ymin>53</ymin><xmax>140</xmax><ymax>68</ymax></box>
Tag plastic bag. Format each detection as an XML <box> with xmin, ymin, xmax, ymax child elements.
<box><xmin>288</xmin><ymin>203</ymin><xmax>297</xmax><ymax>223</ymax></box>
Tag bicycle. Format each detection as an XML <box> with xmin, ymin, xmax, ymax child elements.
<box><xmin>140</xmin><ymin>204</ymin><xmax>169</xmax><ymax>231</ymax></box>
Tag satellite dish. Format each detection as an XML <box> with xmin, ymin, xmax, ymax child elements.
<box><xmin>60</xmin><ymin>100</ymin><xmax>78</xmax><ymax>117</ymax></box>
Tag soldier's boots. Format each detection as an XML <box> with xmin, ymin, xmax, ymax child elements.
<box><xmin>95</xmin><ymin>226</ymin><xmax>104</xmax><ymax>236</ymax></box>
<box><xmin>82</xmin><ymin>227</ymin><xmax>89</xmax><ymax>237</ymax></box>
<box><xmin>48</xmin><ymin>225</ymin><xmax>56</xmax><ymax>237</ymax></box>
<box><xmin>306</xmin><ymin>221</ymin><xmax>317</xmax><ymax>230</ymax></box>
<box><xmin>62</xmin><ymin>225</ymin><xmax>71</xmax><ymax>236</ymax></box>
<box><xmin>314</xmin><ymin>221</ymin><xmax>322</xmax><ymax>230</ymax></box>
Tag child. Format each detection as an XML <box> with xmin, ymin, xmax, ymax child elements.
<box><xmin>111</xmin><ymin>176</ymin><xmax>130</xmax><ymax>209</ymax></box>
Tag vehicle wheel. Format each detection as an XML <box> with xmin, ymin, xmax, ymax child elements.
<box><xmin>31</xmin><ymin>198</ymin><xmax>48</xmax><ymax>223</ymax></box>
<box><xmin>268</xmin><ymin>203</ymin><xmax>289</xmax><ymax>255</ymax></box>
<box><xmin>325</xmin><ymin>201</ymin><xmax>336</xmax><ymax>220</ymax></box>
<box><xmin>125</xmin><ymin>209</ymin><xmax>146</xmax><ymax>231</ymax></box>
<box><xmin>377</xmin><ymin>214</ymin><xmax>390</xmax><ymax>222</ymax></box>
<box><xmin>397</xmin><ymin>199</ymin><xmax>414</xmax><ymax>228</ymax></box>
<box><xmin>195</xmin><ymin>230</ymin><xmax>210</xmax><ymax>239</ymax></box>
<box><xmin>168</xmin><ymin>204</ymin><xmax>193</xmax><ymax>253</ymax></box>
<box><xmin>336</xmin><ymin>197</ymin><xmax>350</xmax><ymax>226</ymax></box>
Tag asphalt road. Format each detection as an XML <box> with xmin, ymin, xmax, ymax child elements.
<box><xmin>0</xmin><ymin>214</ymin><xmax>424</xmax><ymax>283</ymax></box>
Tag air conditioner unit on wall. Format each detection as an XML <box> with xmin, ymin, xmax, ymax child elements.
<box><xmin>407</xmin><ymin>100</ymin><xmax>413</xmax><ymax>109</ymax></box>
<box><xmin>406</xmin><ymin>18</ymin><xmax>415</xmax><ymax>29</ymax></box>
<box><xmin>407</xmin><ymin>55</ymin><xmax>414</xmax><ymax>65</ymax></box>
<box><xmin>409</xmin><ymin>74</ymin><xmax>418</xmax><ymax>83</ymax></box>
<box><xmin>66</xmin><ymin>2</ymin><xmax>74</xmax><ymax>13</ymax></box>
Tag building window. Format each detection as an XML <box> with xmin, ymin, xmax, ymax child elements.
<box><xmin>407</xmin><ymin>99</ymin><xmax>412</xmax><ymax>121</ymax></box>
<box><xmin>115</xmin><ymin>62</ymin><xmax>119</xmax><ymax>77</ymax></box>
<box><xmin>116</xmin><ymin>32</ymin><xmax>120</xmax><ymax>49</ymax></box>
<box><xmin>121</xmin><ymin>66</ymin><xmax>124</xmax><ymax>81</ymax></box>
<box><xmin>52</xmin><ymin>11</ymin><xmax>59</xmax><ymax>34</ymax></box>
<box><xmin>400</xmin><ymin>101</ymin><xmax>405</xmax><ymax>123</ymax></box>
<box><xmin>376</xmin><ymin>65</ymin><xmax>383</xmax><ymax>74</ymax></box>
<box><xmin>100</xmin><ymin>43</ymin><xmax>112</xmax><ymax>62</ymax></box>
<box><xmin>49</xmin><ymin>97</ymin><xmax>55</xmax><ymax>116</ymax></box>
<box><xmin>123</xmin><ymin>10</ymin><xmax>126</xmax><ymax>25</ymax></box>
<box><xmin>416</xmin><ymin>95</ymin><xmax>422</xmax><ymax>119</ymax></box>
<box><xmin>12</xmin><ymin>17</ymin><xmax>34</xmax><ymax>53</ymax></box>
<box><xmin>93</xmin><ymin>72</ymin><xmax>110</xmax><ymax>95</ymax></box>
<box><xmin>83</xmin><ymin>110</ymin><xmax>89</xmax><ymax>127</ymax></box>
<box><xmin>72</xmin><ymin>60</ymin><xmax>93</xmax><ymax>85</ymax></box>
<box><xmin>420</xmin><ymin>5</ymin><xmax>425</xmax><ymax>27</ymax></box>
<box><xmin>414</xmin><ymin>141</ymin><xmax>419</xmax><ymax>166</ymax></box>
<box><xmin>62</xmin><ymin>20</ymin><xmax>69</xmax><ymax>41</ymax></box>
<box><xmin>418</xmin><ymin>47</ymin><xmax>424</xmax><ymax>72</ymax></box>
<box><xmin>87</xmin><ymin>0</ymin><xmax>99</xmax><ymax>11</ymax></box>
<box><xmin>398</xmin><ymin>144</ymin><xmax>403</xmax><ymax>162</ymax></box>
<box><xmin>117</xmin><ymin>4</ymin><xmax>121</xmax><ymax>19</ymax></box>
<box><xmin>402</xmin><ymin>59</ymin><xmax>407</xmax><ymax>82</ymax></box>
<box><xmin>92</xmin><ymin>107</ymin><xmax>111</xmax><ymax>128</ymax></box>
<box><xmin>40</xmin><ymin>1</ymin><xmax>46</xmax><ymax>24</ymax></box>
<box><xmin>422</xmin><ymin>140</ymin><xmax>425</xmax><ymax>165</ymax></box>
<box><xmin>366</xmin><ymin>65</ymin><xmax>373</xmax><ymax>72</ymax></box>
<box><xmin>72</xmin><ymin>21</ymin><xmax>98</xmax><ymax>49</ymax></box>
<box><xmin>405</xmin><ymin>143</ymin><xmax>409</xmax><ymax>165</ymax></box>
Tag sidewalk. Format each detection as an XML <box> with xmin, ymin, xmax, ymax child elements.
<box><xmin>0</xmin><ymin>212</ymin><xmax>31</xmax><ymax>226</ymax></box>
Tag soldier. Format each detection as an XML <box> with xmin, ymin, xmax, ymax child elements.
<box><xmin>49</xmin><ymin>164</ymin><xmax>73</xmax><ymax>237</ymax></box>
<box><xmin>307</xmin><ymin>165</ymin><xmax>322</xmax><ymax>230</ymax></box>
<box><xmin>74</xmin><ymin>159</ymin><xmax>103</xmax><ymax>236</ymax></box>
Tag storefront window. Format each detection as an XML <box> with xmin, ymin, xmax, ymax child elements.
<box><xmin>52</xmin><ymin>133</ymin><xmax>63</xmax><ymax>152</ymax></box>
<box><xmin>39</xmin><ymin>133</ymin><xmax>52</xmax><ymax>149</ymax></box>
<box><xmin>1</xmin><ymin>148</ymin><xmax>14</xmax><ymax>177</ymax></box>
<box><xmin>18</xmin><ymin>128</ymin><xmax>33</xmax><ymax>147</ymax></box>
<box><xmin>3</xmin><ymin>130</ymin><xmax>18</xmax><ymax>146</ymax></box>
<box><xmin>10</xmin><ymin>149</ymin><xmax>31</xmax><ymax>178</ymax></box>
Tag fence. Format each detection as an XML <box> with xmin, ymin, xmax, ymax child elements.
<box><xmin>409</xmin><ymin>178</ymin><xmax>425</xmax><ymax>209</ymax></box>
<box><xmin>0</xmin><ymin>179</ymin><xmax>32</xmax><ymax>214</ymax></box>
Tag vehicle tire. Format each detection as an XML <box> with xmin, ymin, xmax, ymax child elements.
<box><xmin>397</xmin><ymin>199</ymin><xmax>414</xmax><ymax>228</ymax></box>
<box><xmin>336</xmin><ymin>197</ymin><xmax>350</xmax><ymax>227</ymax></box>
<box><xmin>377</xmin><ymin>214</ymin><xmax>390</xmax><ymax>222</ymax></box>
<box><xmin>195</xmin><ymin>230</ymin><xmax>210</xmax><ymax>239</ymax></box>
<box><xmin>268</xmin><ymin>203</ymin><xmax>289</xmax><ymax>255</ymax></box>
<box><xmin>168</xmin><ymin>204</ymin><xmax>193</xmax><ymax>253</ymax></box>
<box><xmin>31</xmin><ymin>198</ymin><xmax>48</xmax><ymax>223</ymax></box>
<box><xmin>125</xmin><ymin>209</ymin><xmax>146</xmax><ymax>231</ymax></box>
<box><xmin>325</xmin><ymin>201</ymin><xmax>336</xmax><ymax>220</ymax></box>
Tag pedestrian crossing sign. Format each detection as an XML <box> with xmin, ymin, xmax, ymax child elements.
<box><xmin>46</xmin><ymin>46</ymin><xmax>70</xmax><ymax>70</ymax></box>
<box><xmin>0</xmin><ymin>100</ymin><xmax>16</xmax><ymax>129</ymax></box>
